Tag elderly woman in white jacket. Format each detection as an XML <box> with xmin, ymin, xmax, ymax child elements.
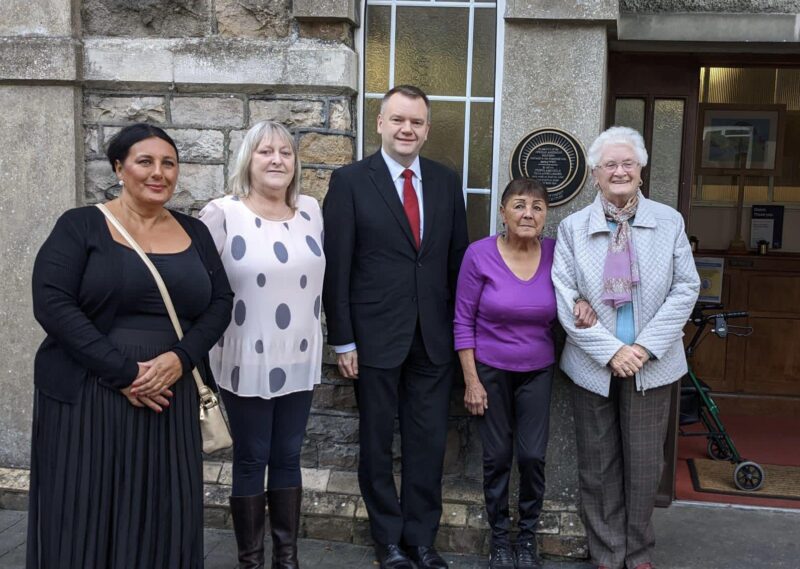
<box><xmin>552</xmin><ymin>126</ymin><xmax>699</xmax><ymax>569</ymax></box>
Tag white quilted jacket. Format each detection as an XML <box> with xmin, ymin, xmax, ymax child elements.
<box><xmin>552</xmin><ymin>192</ymin><xmax>700</xmax><ymax>397</ymax></box>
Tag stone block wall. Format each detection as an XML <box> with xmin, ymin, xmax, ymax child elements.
<box><xmin>305</xmin><ymin>369</ymin><xmax>485</xmax><ymax>481</ymax></box>
<box><xmin>81</xmin><ymin>0</ymin><xmax>353</xmax><ymax>46</ymax></box>
<box><xmin>82</xmin><ymin>92</ymin><xmax>354</xmax><ymax>213</ymax></box>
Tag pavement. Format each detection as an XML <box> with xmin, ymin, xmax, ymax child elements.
<box><xmin>2</xmin><ymin>502</ymin><xmax>799</xmax><ymax>568</ymax></box>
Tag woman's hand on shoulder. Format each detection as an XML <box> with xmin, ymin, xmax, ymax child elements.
<box><xmin>464</xmin><ymin>379</ymin><xmax>489</xmax><ymax>416</ymax></box>
<box><xmin>573</xmin><ymin>299</ymin><xmax>597</xmax><ymax>329</ymax></box>
<box><xmin>130</xmin><ymin>351</ymin><xmax>183</xmax><ymax>397</ymax></box>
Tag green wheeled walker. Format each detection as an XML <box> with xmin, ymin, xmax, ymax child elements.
<box><xmin>679</xmin><ymin>303</ymin><xmax>766</xmax><ymax>491</ymax></box>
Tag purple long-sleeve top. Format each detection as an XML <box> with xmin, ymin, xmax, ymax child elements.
<box><xmin>454</xmin><ymin>235</ymin><xmax>557</xmax><ymax>372</ymax></box>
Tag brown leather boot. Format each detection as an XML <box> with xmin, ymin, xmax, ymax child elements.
<box><xmin>267</xmin><ymin>487</ymin><xmax>302</xmax><ymax>569</ymax></box>
<box><xmin>229</xmin><ymin>493</ymin><xmax>267</xmax><ymax>569</ymax></box>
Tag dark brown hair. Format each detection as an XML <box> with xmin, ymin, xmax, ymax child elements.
<box><xmin>500</xmin><ymin>178</ymin><xmax>548</xmax><ymax>207</ymax></box>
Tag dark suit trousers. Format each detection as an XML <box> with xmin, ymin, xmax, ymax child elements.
<box><xmin>354</xmin><ymin>325</ymin><xmax>453</xmax><ymax>546</ymax></box>
<box><xmin>571</xmin><ymin>377</ymin><xmax>672</xmax><ymax>569</ymax></box>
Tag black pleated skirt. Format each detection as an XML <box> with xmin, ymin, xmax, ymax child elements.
<box><xmin>26</xmin><ymin>328</ymin><xmax>204</xmax><ymax>569</ymax></box>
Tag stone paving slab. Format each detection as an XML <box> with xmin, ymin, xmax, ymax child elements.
<box><xmin>5</xmin><ymin>505</ymin><xmax>800</xmax><ymax>568</ymax></box>
<box><xmin>0</xmin><ymin>509</ymin><xmax>589</xmax><ymax>569</ymax></box>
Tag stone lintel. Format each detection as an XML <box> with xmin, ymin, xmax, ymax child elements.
<box><xmin>293</xmin><ymin>0</ymin><xmax>359</xmax><ymax>25</ymax></box>
<box><xmin>0</xmin><ymin>37</ymin><xmax>78</xmax><ymax>82</ymax></box>
<box><xmin>83</xmin><ymin>38</ymin><xmax>358</xmax><ymax>94</ymax></box>
<box><xmin>619</xmin><ymin>12</ymin><xmax>800</xmax><ymax>43</ymax></box>
<box><xmin>506</xmin><ymin>0</ymin><xmax>618</xmax><ymax>22</ymax></box>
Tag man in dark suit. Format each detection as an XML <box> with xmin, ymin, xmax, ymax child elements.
<box><xmin>322</xmin><ymin>85</ymin><xmax>469</xmax><ymax>569</ymax></box>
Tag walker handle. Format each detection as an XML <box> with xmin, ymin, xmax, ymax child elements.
<box><xmin>722</xmin><ymin>311</ymin><xmax>748</xmax><ymax>320</ymax></box>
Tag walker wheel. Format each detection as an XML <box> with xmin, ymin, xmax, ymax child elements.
<box><xmin>734</xmin><ymin>461</ymin><xmax>765</xmax><ymax>491</ymax></box>
<box><xmin>707</xmin><ymin>438</ymin><xmax>733</xmax><ymax>461</ymax></box>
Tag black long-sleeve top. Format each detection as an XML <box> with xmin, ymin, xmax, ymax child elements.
<box><xmin>32</xmin><ymin>206</ymin><xmax>234</xmax><ymax>404</ymax></box>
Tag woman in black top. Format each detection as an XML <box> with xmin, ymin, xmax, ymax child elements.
<box><xmin>27</xmin><ymin>124</ymin><xmax>233</xmax><ymax>569</ymax></box>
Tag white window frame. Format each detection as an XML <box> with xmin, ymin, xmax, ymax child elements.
<box><xmin>355</xmin><ymin>0</ymin><xmax>506</xmax><ymax>235</ymax></box>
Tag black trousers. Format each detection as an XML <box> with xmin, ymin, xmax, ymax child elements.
<box><xmin>354</xmin><ymin>326</ymin><xmax>453</xmax><ymax>546</ymax></box>
<box><xmin>475</xmin><ymin>362</ymin><xmax>554</xmax><ymax>544</ymax></box>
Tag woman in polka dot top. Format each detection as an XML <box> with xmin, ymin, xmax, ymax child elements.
<box><xmin>200</xmin><ymin>121</ymin><xmax>325</xmax><ymax>569</ymax></box>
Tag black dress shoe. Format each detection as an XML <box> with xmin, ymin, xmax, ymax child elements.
<box><xmin>375</xmin><ymin>543</ymin><xmax>414</xmax><ymax>569</ymax></box>
<box><xmin>407</xmin><ymin>545</ymin><xmax>448</xmax><ymax>569</ymax></box>
<box><xmin>515</xmin><ymin>539</ymin><xmax>542</xmax><ymax>569</ymax></box>
<box><xmin>489</xmin><ymin>541</ymin><xmax>515</xmax><ymax>569</ymax></box>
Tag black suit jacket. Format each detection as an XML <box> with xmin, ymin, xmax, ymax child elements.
<box><xmin>32</xmin><ymin>206</ymin><xmax>233</xmax><ymax>403</ymax></box>
<box><xmin>322</xmin><ymin>151</ymin><xmax>469</xmax><ymax>368</ymax></box>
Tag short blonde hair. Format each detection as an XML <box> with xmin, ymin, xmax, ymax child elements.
<box><xmin>228</xmin><ymin>121</ymin><xmax>301</xmax><ymax>207</ymax></box>
<box><xmin>587</xmin><ymin>126</ymin><xmax>649</xmax><ymax>169</ymax></box>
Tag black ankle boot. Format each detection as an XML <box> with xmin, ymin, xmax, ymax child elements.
<box><xmin>267</xmin><ymin>487</ymin><xmax>302</xmax><ymax>569</ymax></box>
<box><xmin>229</xmin><ymin>493</ymin><xmax>267</xmax><ymax>569</ymax></box>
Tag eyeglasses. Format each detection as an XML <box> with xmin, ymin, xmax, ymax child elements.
<box><xmin>597</xmin><ymin>161</ymin><xmax>639</xmax><ymax>172</ymax></box>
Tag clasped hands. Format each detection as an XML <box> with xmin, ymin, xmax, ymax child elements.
<box><xmin>121</xmin><ymin>351</ymin><xmax>183</xmax><ymax>412</ymax></box>
<box><xmin>609</xmin><ymin>344</ymin><xmax>650</xmax><ymax>378</ymax></box>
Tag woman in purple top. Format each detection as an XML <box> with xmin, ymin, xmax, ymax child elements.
<box><xmin>455</xmin><ymin>179</ymin><xmax>595</xmax><ymax>569</ymax></box>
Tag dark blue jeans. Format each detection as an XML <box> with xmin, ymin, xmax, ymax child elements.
<box><xmin>221</xmin><ymin>389</ymin><xmax>314</xmax><ymax>497</ymax></box>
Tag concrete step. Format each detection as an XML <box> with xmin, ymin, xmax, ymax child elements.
<box><xmin>0</xmin><ymin>464</ymin><xmax>588</xmax><ymax>558</ymax></box>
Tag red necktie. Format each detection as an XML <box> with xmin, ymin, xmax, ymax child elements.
<box><xmin>401</xmin><ymin>169</ymin><xmax>421</xmax><ymax>248</ymax></box>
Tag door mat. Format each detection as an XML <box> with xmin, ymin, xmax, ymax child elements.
<box><xmin>688</xmin><ymin>458</ymin><xmax>800</xmax><ymax>501</ymax></box>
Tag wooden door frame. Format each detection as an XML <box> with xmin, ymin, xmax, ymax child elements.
<box><xmin>606</xmin><ymin>53</ymin><xmax>701</xmax><ymax>224</ymax></box>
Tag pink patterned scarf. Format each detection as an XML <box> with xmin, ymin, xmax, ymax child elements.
<box><xmin>600</xmin><ymin>192</ymin><xmax>640</xmax><ymax>308</ymax></box>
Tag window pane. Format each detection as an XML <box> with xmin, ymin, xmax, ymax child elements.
<box><xmin>773</xmin><ymin>186</ymin><xmax>800</xmax><ymax>202</ymax></box>
<box><xmin>362</xmin><ymin>98</ymin><xmax>381</xmax><ymax>157</ymax></box>
<box><xmin>395</xmin><ymin>7</ymin><xmax>469</xmax><ymax>96</ymax></box>
<box><xmin>366</xmin><ymin>99</ymin><xmax>466</xmax><ymax>174</ymax></box>
<box><xmin>365</xmin><ymin>6</ymin><xmax>390</xmax><ymax>93</ymax></box>
<box><xmin>743</xmin><ymin>181</ymin><xmax>769</xmax><ymax>202</ymax></box>
<box><xmin>468</xmin><ymin>102</ymin><xmax>493</xmax><ymax>188</ymax></box>
<box><xmin>471</xmin><ymin>8</ymin><xmax>496</xmax><ymax>97</ymax></box>
<box><xmin>698</xmin><ymin>175</ymin><xmax>768</xmax><ymax>202</ymax></box>
<box><xmin>707</xmin><ymin>68</ymin><xmax>776</xmax><ymax>105</ymax></box>
<box><xmin>776</xmin><ymin>68</ymin><xmax>800</xmax><ymax>111</ymax></box>
<box><xmin>775</xmin><ymin>111</ymin><xmax>800</xmax><ymax>201</ymax></box>
<box><xmin>650</xmin><ymin>99</ymin><xmax>684</xmax><ymax>210</ymax></box>
<box><xmin>467</xmin><ymin>193</ymin><xmax>490</xmax><ymax>242</ymax></box>
<box><xmin>424</xmin><ymin>101</ymin><xmax>466</xmax><ymax>174</ymax></box>
<box><xmin>614</xmin><ymin>98</ymin><xmax>645</xmax><ymax>133</ymax></box>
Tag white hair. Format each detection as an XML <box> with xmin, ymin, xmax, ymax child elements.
<box><xmin>228</xmin><ymin>121</ymin><xmax>301</xmax><ymax>207</ymax></box>
<box><xmin>587</xmin><ymin>126</ymin><xmax>649</xmax><ymax>169</ymax></box>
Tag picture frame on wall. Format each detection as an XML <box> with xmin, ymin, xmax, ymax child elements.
<box><xmin>696</xmin><ymin>104</ymin><xmax>785</xmax><ymax>175</ymax></box>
